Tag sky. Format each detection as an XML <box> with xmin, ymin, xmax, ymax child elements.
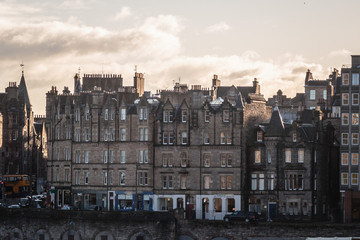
<box><xmin>1</xmin><ymin>0</ymin><xmax>359</xmax><ymax>115</ymax></box>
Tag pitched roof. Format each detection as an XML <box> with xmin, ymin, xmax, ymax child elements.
<box><xmin>18</xmin><ymin>71</ymin><xmax>31</xmax><ymax>108</ymax></box>
<box><xmin>265</xmin><ymin>105</ymin><xmax>285</xmax><ymax>137</ymax></box>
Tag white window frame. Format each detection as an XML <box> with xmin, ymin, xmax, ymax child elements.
<box><xmin>120</xmin><ymin>150</ymin><xmax>126</xmax><ymax>163</ymax></box>
<box><xmin>352</xmin><ymin>113</ymin><xmax>359</xmax><ymax>125</ymax></box>
<box><xmin>204</xmin><ymin>176</ymin><xmax>210</xmax><ymax>189</ymax></box>
<box><xmin>352</xmin><ymin>73</ymin><xmax>359</xmax><ymax>85</ymax></box>
<box><xmin>223</xmin><ymin>110</ymin><xmax>230</xmax><ymax>122</ymax></box>
<box><xmin>257</xmin><ymin>131</ymin><xmax>263</xmax><ymax>142</ymax></box>
<box><xmin>353</xmin><ymin>93</ymin><xmax>359</xmax><ymax>105</ymax></box>
<box><xmin>120</xmin><ymin>172</ymin><xmax>125</xmax><ymax>185</ymax></box>
<box><xmin>342</xmin><ymin>93</ymin><xmax>349</xmax><ymax>105</ymax></box>
<box><xmin>182</xmin><ymin>110</ymin><xmax>187</xmax><ymax>123</ymax></box>
<box><xmin>220</xmin><ymin>132</ymin><xmax>226</xmax><ymax>144</ymax></box>
<box><xmin>181</xmin><ymin>132</ymin><xmax>188</xmax><ymax>145</ymax></box>
<box><xmin>255</xmin><ymin>150</ymin><xmax>261</xmax><ymax>163</ymax></box>
<box><xmin>342</xmin><ymin>133</ymin><xmax>349</xmax><ymax>145</ymax></box>
<box><xmin>120</xmin><ymin>128</ymin><xmax>126</xmax><ymax>141</ymax></box>
<box><xmin>285</xmin><ymin>148</ymin><xmax>291</xmax><ymax>163</ymax></box>
<box><xmin>105</xmin><ymin>109</ymin><xmax>109</xmax><ymax>120</ymax></box>
<box><xmin>341</xmin><ymin>153</ymin><xmax>348</xmax><ymax>165</ymax></box>
<box><xmin>84</xmin><ymin>172</ymin><xmax>89</xmax><ymax>185</ymax></box>
<box><xmin>204</xmin><ymin>133</ymin><xmax>210</xmax><ymax>144</ymax></box>
<box><xmin>352</xmin><ymin>153</ymin><xmax>359</xmax><ymax>166</ymax></box>
<box><xmin>351</xmin><ymin>173</ymin><xmax>358</xmax><ymax>185</ymax></box>
<box><xmin>84</xmin><ymin>150</ymin><xmax>89</xmax><ymax>163</ymax></box>
<box><xmin>104</xmin><ymin>150</ymin><xmax>108</xmax><ymax>163</ymax></box>
<box><xmin>298</xmin><ymin>149</ymin><xmax>304</xmax><ymax>163</ymax></box>
<box><xmin>204</xmin><ymin>110</ymin><xmax>210</xmax><ymax>122</ymax></box>
<box><xmin>75</xmin><ymin>171</ymin><xmax>80</xmax><ymax>185</ymax></box>
<box><xmin>342</xmin><ymin>113</ymin><xmax>349</xmax><ymax>125</ymax></box>
<box><xmin>352</xmin><ymin>133</ymin><xmax>359</xmax><ymax>145</ymax></box>
<box><xmin>341</xmin><ymin>173</ymin><xmax>348</xmax><ymax>185</ymax></box>
<box><xmin>180</xmin><ymin>175</ymin><xmax>187</xmax><ymax>189</ymax></box>
<box><xmin>342</xmin><ymin>73</ymin><xmax>349</xmax><ymax>85</ymax></box>
<box><xmin>120</xmin><ymin>108</ymin><xmax>126</xmax><ymax>120</ymax></box>
<box><xmin>310</xmin><ymin>90</ymin><xmax>316</xmax><ymax>100</ymax></box>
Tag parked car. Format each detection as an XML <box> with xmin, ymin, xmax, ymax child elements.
<box><xmin>8</xmin><ymin>204</ymin><xmax>20</xmax><ymax>209</ymax></box>
<box><xmin>19</xmin><ymin>197</ymin><xmax>31</xmax><ymax>208</ymax></box>
<box><xmin>223</xmin><ymin>211</ymin><xmax>258</xmax><ymax>222</ymax></box>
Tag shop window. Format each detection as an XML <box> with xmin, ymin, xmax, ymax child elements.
<box><xmin>118</xmin><ymin>194</ymin><xmax>133</xmax><ymax>210</ymax></box>
<box><xmin>214</xmin><ymin>198</ymin><xmax>222</xmax><ymax>212</ymax></box>
<box><xmin>227</xmin><ymin>198</ymin><xmax>235</xmax><ymax>212</ymax></box>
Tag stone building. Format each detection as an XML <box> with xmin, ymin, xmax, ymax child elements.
<box><xmin>151</xmin><ymin>77</ymin><xmax>270</xmax><ymax>220</ymax></box>
<box><xmin>339</xmin><ymin>55</ymin><xmax>360</xmax><ymax>223</ymax></box>
<box><xmin>45</xmin><ymin>72</ymin><xmax>270</xmax><ymax>220</ymax></box>
<box><xmin>247</xmin><ymin>104</ymin><xmax>339</xmax><ymax>221</ymax></box>
<box><xmin>46</xmin><ymin>72</ymin><xmax>155</xmax><ymax>210</ymax></box>
<box><xmin>0</xmin><ymin>69</ymin><xmax>47</xmax><ymax>194</ymax></box>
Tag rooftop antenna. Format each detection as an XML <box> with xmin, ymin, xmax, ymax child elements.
<box><xmin>134</xmin><ymin>65</ymin><xmax>137</xmax><ymax>72</ymax></box>
<box><xmin>78</xmin><ymin>67</ymin><xmax>81</xmax><ymax>75</ymax></box>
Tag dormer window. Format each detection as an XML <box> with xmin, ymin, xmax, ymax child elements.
<box><xmin>257</xmin><ymin>131</ymin><xmax>263</xmax><ymax>142</ymax></box>
<box><xmin>139</xmin><ymin>108</ymin><xmax>148</xmax><ymax>120</ymax></box>
<box><xmin>292</xmin><ymin>133</ymin><xmax>297</xmax><ymax>142</ymax></box>
<box><xmin>204</xmin><ymin>110</ymin><xmax>210</xmax><ymax>122</ymax></box>
<box><xmin>223</xmin><ymin>110</ymin><xmax>230</xmax><ymax>122</ymax></box>
<box><xmin>163</xmin><ymin>110</ymin><xmax>173</xmax><ymax>123</ymax></box>
<box><xmin>182</xmin><ymin>110</ymin><xmax>188</xmax><ymax>123</ymax></box>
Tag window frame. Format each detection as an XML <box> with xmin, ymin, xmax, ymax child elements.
<box><xmin>341</xmin><ymin>153</ymin><xmax>349</xmax><ymax>165</ymax></box>
<box><xmin>342</xmin><ymin>73</ymin><xmax>349</xmax><ymax>85</ymax></box>
<box><xmin>223</xmin><ymin>110</ymin><xmax>230</xmax><ymax>122</ymax></box>
<box><xmin>309</xmin><ymin>90</ymin><xmax>316</xmax><ymax>100</ymax></box>
<box><xmin>342</xmin><ymin>93</ymin><xmax>349</xmax><ymax>105</ymax></box>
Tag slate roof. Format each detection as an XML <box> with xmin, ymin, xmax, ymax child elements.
<box><xmin>264</xmin><ymin>105</ymin><xmax>285</xmax><ymax>137</ymax></box>
<box><xmin>18</xmin><ymin>72</ymin><xmax>31</xmax><ymax>108</ymax></box>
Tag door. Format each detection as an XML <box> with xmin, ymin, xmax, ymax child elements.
<box><xmin>268</xmin><ymin>202</ymin><xmax>277</xmax><ymax>220</ymax></box>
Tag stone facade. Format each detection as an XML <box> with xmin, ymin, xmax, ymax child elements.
<box><xmin>45</xmin><ymin>73</ymin><xmax>270</xmax><ymax>221</ymax></box>
<box><xmin>246</xmin><ymin>106</ymin><xmax>340</xmax><ymax>221</ymax></box>
<box><xmin>339</xmin><ymin>55</ymin><xmax>360</xmax><ymax>223</ymax></box>
<box><xmin>0</xmin><ymin>70</ymin><xmax>47</xmax><ymax>195</ymax></box>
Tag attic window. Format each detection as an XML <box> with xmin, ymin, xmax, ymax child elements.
<box><xmin>292</xmin><ymin>133</ymin><xmax>297</xmax><ymax>142</ymax></box>
<box><xmin>223</xmin><ymin>110</ymin><xmax>230</xmax><ymax>122</ymax></box>
<box><xmin>163</xmin><ymin>110</ymin><xmax>173</xmax><ymax>123</ymax></box>
<box><xmin>257</xmin><ymin>131</ymin><xmax>263</xmax><ymax>142</ymax></box>
<box><xmin>204</xmin><ymin>110</ymin><xmax>210</xmax><ymax>122</ymax></box>
<box><xmin>182</xmin><ymin>110</ymin><xmax>187</xmax><ymax>123</ymax></box>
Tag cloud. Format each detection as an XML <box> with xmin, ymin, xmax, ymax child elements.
<box><xmin>112</xmin><ymin>7</ymin><xmax>132</xmax><ymax>21</ymax></box>
<box><xmin>0</xmin><ymin>14</ymin><xmax>182</xmax><ymax>61</ymax></box>
<box><xmin>59</xmin><ymin>0</ymin><xmax>87</xmax><ymax>10</ymax></box>
<box><xmin>0</xmin><ymin>1</ymin><xmax>331</xmax><ymax>116</ymax></box>
<box><xmin>206</xmin><ymin>21</ymin><xmax>231</xmax><ymax>33</ymax></box>
<box><xmin>328</xmin><ymin>49</ymin><xmax>351</xmax><ymax>57</ymax></box>
<box><xmin>0</xmin><ymin>1</ymin><xmax>41</xmax><ymax>17</ymax></box>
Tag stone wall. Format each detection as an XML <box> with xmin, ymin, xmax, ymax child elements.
<box><xmin>0</xmin><ymin>209</ymin><xmax>176</xmax><ymax>240</ymax></box>
<box><xmin>177</xmin><ymin>219</ymin><xmax>360</xmax><ymax>240</ymax></box>
<box><xmin>1</xmin><ymin>209</ymin><xmax>360</xmax><ymax>240</ymax></box>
